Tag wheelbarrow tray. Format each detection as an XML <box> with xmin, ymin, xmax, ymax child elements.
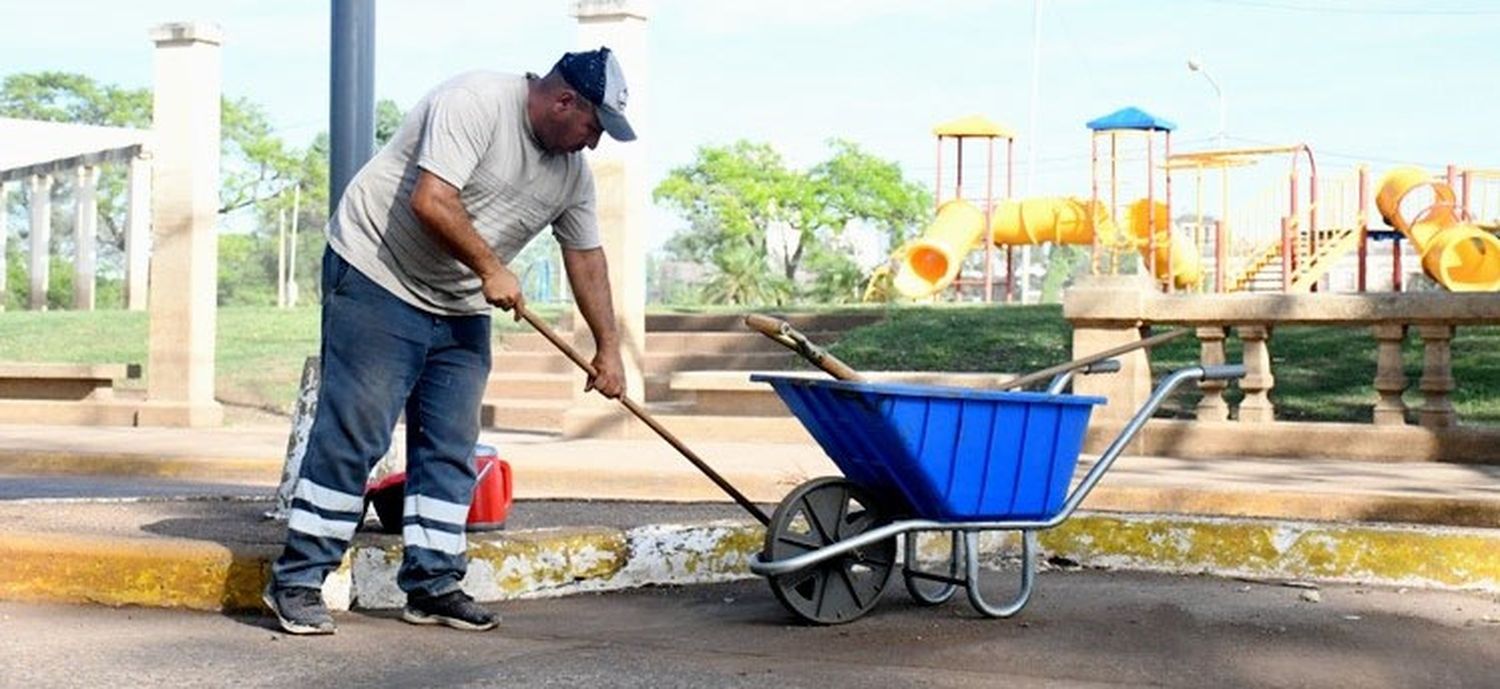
<box><xmin>752</xmin><ymin>375</ymin><xmax>1105</xmax><ymax>521</ymax></box>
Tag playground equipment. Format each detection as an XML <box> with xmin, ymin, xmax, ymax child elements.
<box><xmin>885</xmin><ymin>108</ymin><xmax>1202</xmax><ymax>300</ymax></box>
<box><xmin>1375</xmin><ymin>167</ymin><xmax>1500</xmax><ymax>292</ymax></box>
<box><xmin>876</xmin><ymin>106</ymin><xmax>1499</xmax><ymax>300</ymax></box>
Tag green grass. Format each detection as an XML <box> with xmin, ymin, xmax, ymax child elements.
<box><xmin>828</xmin><ymin>304</ymin><xmax>1500</xmax><ymax>425</ymax></box>
<box><xmin>2</xmin><ymin>303</ymin><xmax>1495</xmax><ymax>426</ymax></box>
<box><xmin>0</xmin><ymin>304</ymin><xmax>573</xmax><ymax>417</ymax></box>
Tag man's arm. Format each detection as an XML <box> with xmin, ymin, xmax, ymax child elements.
<box><xmin>561</xmin><ymin>246</ymin><xmax>624</xmax><ymax>398</ymax></box>
<box><xmin>409</xmin><ymin>170</ymin><xmax>525</xmax><ymax>316</ymax></box>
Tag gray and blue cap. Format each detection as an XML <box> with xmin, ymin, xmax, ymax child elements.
<box><xmin>555</xmin><ymin>46</ymin><xmax>636</xmax><ymax>142</ymax></box>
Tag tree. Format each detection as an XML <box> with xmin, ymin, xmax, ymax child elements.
<box><xmin>653</xmin><ymin>139</ymin><xmax>929</xmax><ymax>305</ymax></box>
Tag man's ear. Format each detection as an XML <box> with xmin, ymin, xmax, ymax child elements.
<box><xmin>554</xmin><ymin>90</ymin><xmax>578</xmax><ymax>113</ymax></box>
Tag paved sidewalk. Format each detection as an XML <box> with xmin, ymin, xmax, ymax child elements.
<box><xmin>2</xmin><ymin>424</ymin><xmax>1498</xmax><ymax>527</ymax></box>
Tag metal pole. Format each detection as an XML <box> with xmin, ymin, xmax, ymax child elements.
<box><xmin>1008</xmin><ymin>137</ymin><xmax>1016</xmax><ymax>302</ymax></box>
<box><xmin>1147</xmin><ymin>132</ymin><xmax>1156</xmax><ymax>286</ymax></box>
<box><xmin>330</xmin><ymin>0</ymin><xmax>376</xmax><ymax>208</ymax></box>
<box><xmin>984</xmin><ymin>137</ymin><xmax>994</xmax><ymax>303</ymax></box>
<box><xmin>934</xmin><ymin>137</ymin><xmax>943</xmax><ymax>210</ymax></box>
<box><xmin>1022</xmin><ymin>0</ymin><xmax>1042</xmax><ymax>304</ymax></box>
<box><xmin>1090</xmin><ymin>134</ymin><xmax>1099</xmax><ymax>275</ymax></box>
<box><xmin>1357</xmin><ymin>166</ymin><xmax>1368</xmax><ymax>292</ymax></box>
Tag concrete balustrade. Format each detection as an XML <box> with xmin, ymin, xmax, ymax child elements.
<box><xmin>1064</xmin><ymin>275</ymin><xmax>1500</xmax><ymax>463</ymax></box>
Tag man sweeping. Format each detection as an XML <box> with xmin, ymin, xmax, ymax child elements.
<box><xmin>264</xmin><ymin>47</ymin><xmax>635</xmax><ymax>635</ymax></box>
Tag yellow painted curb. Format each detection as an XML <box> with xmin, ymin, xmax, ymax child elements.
<box><xmin>1082</xmin><ymin>486</ymin><xmax>1500</xmax><ymax>530</ymax></box>
<box><xmin>0</xmin><ymin>531</ymin><xmax>274</xmax><ymax>611</ymax></box>
<box><xmin>0</xmin><ymin>451</ymin><xmax>281</xmax><ymax>483</ymax></box>
<box><xmin>1043</xmin><ymin>514</ymin><xmax>1500</xmax><ymax>590</ymax></box>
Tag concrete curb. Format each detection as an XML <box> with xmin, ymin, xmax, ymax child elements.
<box><xmin>2</xmin><ymin>513</ymin><xmax>1495</xmax><ymax>614</ymax></box>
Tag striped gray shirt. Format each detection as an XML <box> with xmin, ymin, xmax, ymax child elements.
<box><xmin>327</xmin><ymin>71</ymin><xmax>599</xmax><ymax>315</ymax></box>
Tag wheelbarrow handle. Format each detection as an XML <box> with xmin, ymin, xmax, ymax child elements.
<box><xmin>744</xmin><ymin>314</ymin><xmax>865</xmax><ymax>382</ymax></box>
<box><xmin>1200</xmin><ymin>364</ymin><xmax>1247</xmax><ymax>381</ymax></box>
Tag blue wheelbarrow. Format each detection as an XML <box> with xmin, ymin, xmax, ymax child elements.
<box><xmin>743</xmin><ymin>315</ymin><xmax>1245</xmax><ymax>624</ymax></box>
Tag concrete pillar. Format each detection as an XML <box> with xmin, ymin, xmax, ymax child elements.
<box><xmin>1236</xmin><ymin>324</ymin><xmax>1276</xmax><ymax>423</ymax></box>
<box><xmin>1416</xmin><ymin>324</ymin><xmax>1456</xmax><ymax>428</ymax></box>
<box><xmin>73</xmin><ymin>165</ymin><xmax>99</xmax><ymax>311</ymax></box>
<box><xmin>138</xmin><ymin>22</ymin><xmax>223</xmax><ymax>427</ymax></box>
<box><xmin>1194</xmin><ymin>326</ymin><xmax>1230</xmax><ymax>422</ymax></box>
<box><xmin>28</xmin><ymin>174</ymin><xmax>52</xmax><ymax>311</ymax></box>
<box><xmin>1371</xmin><ymin>323</ymin><xmax>1408</xmax><ymax>426</ymax></box>
<box><xmin>563</xmin><ymin>0</ymin><xmax>650</xmax><ymax>438</ymax></box>
<box><xmin>0</xmin><ymin>181</ymin><xmax>8</xmax><ymax>311</ymax></box>
<box><xmin>125</xmin><ymin>153</ymin><xmax>152</xmax><ymax>310</ymax></box>
<box><xmin>1065</xmin><ymin>275</ymin><xmax>1156</xmax><ymax>425</ymax></box>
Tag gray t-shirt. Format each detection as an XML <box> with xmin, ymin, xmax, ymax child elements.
<box><xmin>327</xmin><ymin>71</ymin><xmax>599</xmax><ymax>315</ymax></box>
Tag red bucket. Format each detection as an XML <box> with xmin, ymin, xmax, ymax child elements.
<box><xmin>466</xmin><ymin>445</ymin><xmax>512</xmax><ymax>531</ymax></box>
<box><xmin>365</xmin><ymin>443</ymin><xmax>512</xmax><ymax>533</ymax></box>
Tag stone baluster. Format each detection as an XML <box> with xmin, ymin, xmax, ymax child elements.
<box><xmin>1195</xmin><ymin>326</ymin><xmax>1230</xmax><ymax>421</ymax></box>
<box><xmin>1416</xmin><ymin>325</ymin><xmax>1456</xmax><ymax>428</ymax></box>
<box><xmin>1236</xmin><ymin>325</ymin><xmax>1275</xmax><ymax>422</ymax></box>
<box><xmin>1371</xmin><ymin>324</ymin><xmax>1409</xmax><ymax>426</ymax></box>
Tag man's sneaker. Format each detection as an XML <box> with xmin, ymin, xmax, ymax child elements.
<box><xmin>262</xmin><ymin>584</ymin><xmax>336</xmax><ymax>635</ymax></box>
<box><xmin>402</xmin><ymin>590</ymin><xmax>500</xmax><ymax>631</ymax></box>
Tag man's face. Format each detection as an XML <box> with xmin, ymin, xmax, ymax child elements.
<box><xmin>543</xmin><ymin>91</ymin><xmax>603</xmax><ymax>154</ymax></box>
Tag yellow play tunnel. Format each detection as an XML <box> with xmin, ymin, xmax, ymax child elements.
<box><xmin>1125</xmin><ymin>199</ymin><xmax>1203</xmax><ymax>289</ymax></box>
<box><xmin>990</xmin><ymin>197</ymin><xmax>1199</xmax><ymax>289</ymax></box>
<box><xmin>988</xmin><ymin>197</ymin><xmax>1103</xmax><ymax>246</ymax></box>
<box><xmin>891</xmin><ymin>196</ymin><xmax>1203</xmax><ymax>298</ymax></box>
<box><xmin>1376</xmin><ymin>167</ymin><xmax>1500</xmax><ymax>292</ymax></box>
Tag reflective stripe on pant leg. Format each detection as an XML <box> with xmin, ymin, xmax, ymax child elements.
<box><xmin>397</xmin><ymin>309</ymin><xmax>491</xmax><ymax>598</ymax></box>
<box><xmin>402</xmin><ymin>494</ymin><xmax>470</xmax><ymax>554</ymax></box>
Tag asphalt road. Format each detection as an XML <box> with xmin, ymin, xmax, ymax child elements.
<box><xmin>0</xmin><ymin>473</ymin><xmax>273</xmax><ymax>500</ymax></box>
<box><xmin>3</xmin><ymin>570</ymin><xmax>1497</xmax><ymax>688</ymax></box>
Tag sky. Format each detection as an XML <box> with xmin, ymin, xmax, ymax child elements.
<box><xmin>3</xmin><ymin>0</ymin><xmax>1498</xmax><ymax>252</ymax></box>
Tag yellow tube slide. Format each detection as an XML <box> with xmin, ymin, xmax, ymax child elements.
<box><xmin>892</xmin><ymin>200</ymin><xmax>986</xmax><ymax>298</ymax></box>
<box><xmin>1376</xmin><ymin>167</ymin><xmax>1500</xmax><ymax>292</ymax></box>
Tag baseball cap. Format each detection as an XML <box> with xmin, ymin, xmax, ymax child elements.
<box><xmin>554</xmin><ymin>46</ymin><xmax>636</xmax><ymax>142</ymax></box>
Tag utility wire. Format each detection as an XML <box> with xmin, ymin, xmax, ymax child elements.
<box><xmin>1200</xmin><ymin>0</ymin><xmax>1500</xmax><ymax>16</ymax></box>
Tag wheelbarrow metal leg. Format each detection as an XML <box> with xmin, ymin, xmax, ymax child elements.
<box><xmin>963</xmin><ymin>530</ymin><xmax>1037</xmax><ymax>618</ymax></box>
<box><xmin>903</xmin><ymin>530</ymin><xmax>963</xmax><ymax>605</ymax></box>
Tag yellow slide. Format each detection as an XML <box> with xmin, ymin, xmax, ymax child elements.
<box><xmin>891</xmin><ymin>197</ymin><xmax>1202</xmax><ymax>298</ymax></box>
<box><xmin>1376</xmin><ymin>167</ymin><xmax>1500</xmax><ymax>292</ymax></box>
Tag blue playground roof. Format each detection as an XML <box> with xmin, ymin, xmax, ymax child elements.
<box><xmin>1086</xmin><ymin>107</ymin><xmax>1176</xmax><ymax>132</ymax></box>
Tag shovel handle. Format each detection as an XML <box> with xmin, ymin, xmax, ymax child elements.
<box><xmin>516</xmin><ymin>306</ymin><xmax>771</xmax><ymax>525</ymax></box>
<box><xmin>744</xmin><ymin>314</ymin><xmax>865</xmax><ymax>382</ymax></box>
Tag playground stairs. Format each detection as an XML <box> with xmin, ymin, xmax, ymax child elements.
<box><xmin>480</xmin><ymin>312</ymin><xmax>882</xmax><ymax>433</ymax></box>
<box><xmin>1229</xmin><ymin>226</ymin><xmax>1363</xmax><ymax>293</ymax></box>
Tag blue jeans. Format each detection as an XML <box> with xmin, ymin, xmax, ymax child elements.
<box><xmin>271</xmin><ymin>248</ymin><xmax>491</xmax><ymax>598</ymax></box>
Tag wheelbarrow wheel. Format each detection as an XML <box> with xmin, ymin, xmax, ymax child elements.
<box><xmin>762</xmin><ymin>477</ymin><xmax>897</xmax><ymax>625</ymax></box>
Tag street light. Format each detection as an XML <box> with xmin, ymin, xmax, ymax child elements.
<box><xmin>1187</xmin><ymin>56</ymin><xmax>1226</xmax><ymax>148</ymax></box>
